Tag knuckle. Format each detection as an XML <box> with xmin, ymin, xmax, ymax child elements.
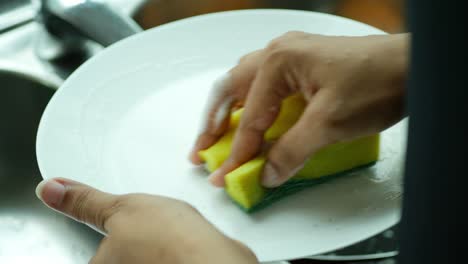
<box><xmin>71</xmin><ymin>188</ymin><xmax>94</xmax><ymax>223</ymax></box>
<box><xmin>238</xmin><ymin>50</ymin><xmax>261</xmax><ymax>64</ymax></box>
<box><xmin>266</xmin><ymin>38</ymin><xmax>282</xmax><ymax>51</ymax></box>
<box><xmin>116</xmin><ymin>193</ymin><xmax>194</xmax><ymax>214</ymax></box>
<box><xmin>263</xmin><ymin>51</ymin><xmax>285</xmax><ymax>70</ymax></box>
<box><xmin>98</xmin><ymin>196</ymin><xmax>128</xmax><ymax>229</ymax></box>
<box><xmin>267</xmin><ymin>31</ymin><xmax>306</xmax><ymax>51</ymax></box>
<box><xmin>238</xmin><ymin>53</ymin><xmax>252</xmax><ymax>64</ymax></box>
<box><xmin>97</xmin><ymin>194</ymin><xmax>149</xmax><ymax>229</ymax></box>
<box><xmin>264</xmin><ymin>48</ymin><xmax>296</xmax><ymax>68</ymax></box>
<box><xmin>266</xmin><ymin>34</ymin><xmax>289</xmax><ymax>51</ymax></box>
<box><xmin>72</xmin><ymin>191</ymin><xmax>129</xmax><ymax>231</ymax></box>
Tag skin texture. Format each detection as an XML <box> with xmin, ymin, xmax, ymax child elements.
<box><xmin>190</xmin><ymin>32</ymin><xmax>409</xmax><ymax>188</ymax></box>
<box><xmin>35</xmin><ymin>178</ymin><xmax>259</xmax><ymax>264</ymax></box>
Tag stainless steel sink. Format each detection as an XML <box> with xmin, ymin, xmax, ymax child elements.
<box><xmin>0</xmin><ymin>70</ymin><xmax>102</xmax><ymax>262</ymax></box>
<box><xmin>0</xmin><ymin>0</ymin><xmax>397</xmax><ymax>262</ymax></box>
<box><xmin>0</xmin><ymin>1</ymin><xmax>134</xmax><ymax>262</ymax></box>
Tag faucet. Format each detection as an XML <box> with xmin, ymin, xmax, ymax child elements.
<box><xmin>35</xmin><ymin>0</ymin><xmax>143</xmax><ymax>62</ymax></box>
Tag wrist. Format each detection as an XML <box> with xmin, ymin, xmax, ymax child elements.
<box><xmin>369</xmin><ymin>33</ymin><xmax>410</xmax><ymax>94</ymax></box>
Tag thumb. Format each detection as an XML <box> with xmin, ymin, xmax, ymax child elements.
<box><xmin>261</xmin><ymin>97</ymin><xmax>335</xmax><ymax>188</ymax></box>
<box><xmin>36</xmin><ymin>178</ymin><xmax>120</xmax><ymax>233</ymax></box>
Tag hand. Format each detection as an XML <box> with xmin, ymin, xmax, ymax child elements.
<box><xmin>190</xmin><ymin>32</ymin><xmax>408</xmax><ymax>188</ymax></box>
<box><xmin>35</xmin><ymin>178</ymin><xmax>258</xmax><ymax>264</ymax></box>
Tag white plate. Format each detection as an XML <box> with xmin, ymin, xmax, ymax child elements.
<box><xmin>37</xmin><ymin>10</ymin><xmax>406</xmax><ymax>262</ymax></box>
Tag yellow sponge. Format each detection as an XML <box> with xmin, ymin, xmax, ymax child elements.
<box><xmin>199</xmin><ymin>94</ymin><xmax>380</xmax><ymax>212</ymax></box>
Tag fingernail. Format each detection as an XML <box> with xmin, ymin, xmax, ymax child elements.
<box><xmin>208</xmin><ymin>169</ymin><xmax>224</xmax><ymax>187</ymax></box>
<box><xmin>262</xmin><ymin>163</ymin><xmax>280</xmax><ymax>188</ymax></box>
<box><xmin>188</xmin><ymin>149</ymin><xmax>202</xmax><ymax>164</ymax></box>
<box><xmin>35</xmin><ymin>179</ymin><xmax>66</xmax><ymax>208</ymax></box>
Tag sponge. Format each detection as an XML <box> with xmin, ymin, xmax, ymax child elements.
<box><xmin>199</xmin><ymin>94</ymin><xmax>380</xmax><ymax>212</ymax></box>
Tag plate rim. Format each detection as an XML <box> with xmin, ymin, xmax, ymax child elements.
<box><xmin>36</xmin><ymin>9</ymin><xmax>398</xmax><ymax>262</ymax></box>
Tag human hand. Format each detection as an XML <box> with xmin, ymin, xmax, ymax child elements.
<box><xmin>190</xmin><ymin>32</ymin><xmax>408</xmax><ymax>188</ymax></box>
<box><xmin>36</xmin><ymin>178</ymin><xmax>258</xmax><ymax>264</ymax></box>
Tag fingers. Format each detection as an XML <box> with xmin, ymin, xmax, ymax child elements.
<box><xmin>36</xmin><ymin>178</ymin><xmax>121</xmax><ymax>233</ymax></box>
<box><xmin>261</xmin><ymin>92</ymin><xmax>335</xmax><ymax>187</ymax></box>
<box><xmin>209</xmin><ymin>55</ymin><xmax>292</xmax><ymax>187</ymax></box>
<box><xmin>189</xmin><ymin>50</ymin><xmax>264</xmax><ymax>164</ymax></box>
<box><xmin>189</xmin><ymin>73</ymin><xmax>234</xmax><ymax>165</ymax></box>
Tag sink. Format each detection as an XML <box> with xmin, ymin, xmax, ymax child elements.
<box><xmin>0</xmin><ymin>70</ymin><xmax>102</xmax><ymax>263</ymax></box>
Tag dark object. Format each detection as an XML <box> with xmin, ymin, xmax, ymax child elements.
<box><xmin>311</xmin><ymin>225</ymin><xmax>398</xmax><ymax>261</ymax></box>
<box><xmin>399</xmin><ymin>0</ymin><xmax>466</xmax><ymax>263</ymax></box>
<box><xmin>0</xmin><ymin>0</ymin><xmax>30</xmax><ymax>13</ymax></box>
<box><xmin>36</xmin><ymin>0</ymin><xmax>142</xmax><ymax>63</ymax></box>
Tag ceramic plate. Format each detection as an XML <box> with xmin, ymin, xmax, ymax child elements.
<box><xmin>37</xmin><ymin>10</ymin><xmax>405</xmax><ymax>262</ymax></box>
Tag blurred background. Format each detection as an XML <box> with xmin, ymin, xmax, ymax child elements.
<box><xmin>134</xmin><ymin>0</ymin><xmax>405</xmax><ymax>33</ymax></box>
